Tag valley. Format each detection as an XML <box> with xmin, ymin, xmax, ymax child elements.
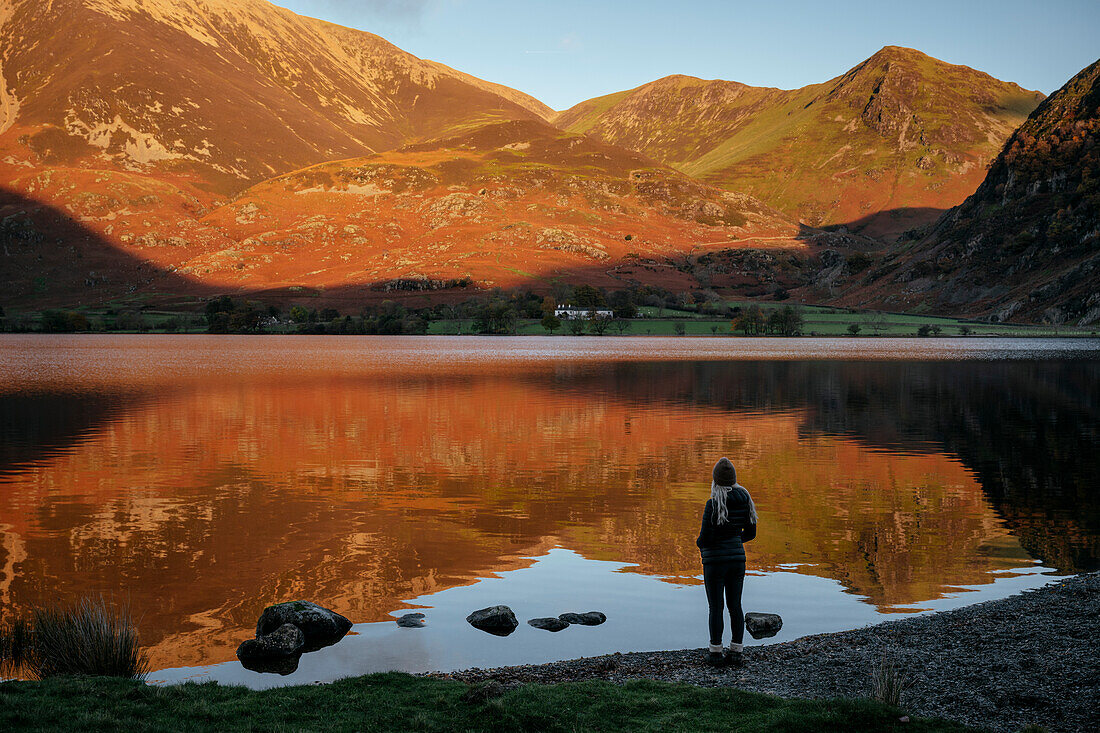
<box><xmin>0</xmin><ymin>0</ymin><xmax>1096</xmax><ymax>326</ymax></box>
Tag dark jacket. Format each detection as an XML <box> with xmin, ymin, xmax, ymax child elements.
<box><xmin>696</xmin><ymin>486</ymin><xmax>757</xmax><ymax>564</ymax></box>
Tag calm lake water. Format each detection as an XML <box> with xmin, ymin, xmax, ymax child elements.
<box><xmin>1</xmin><ymin>336</ymin><xmax>1098</xmax><ymax>688</ymax></box>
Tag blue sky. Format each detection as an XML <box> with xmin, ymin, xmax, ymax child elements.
<box><xmin>278</xmin><ymin>0</ymin><xmax>1100</xmax><ymax>110</ymax></box>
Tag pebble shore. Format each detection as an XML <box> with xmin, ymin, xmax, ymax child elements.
<box><xmin>434</xmin><ymin>573</ymin><xmax>1099</xmax><ymax>733</ymax></box>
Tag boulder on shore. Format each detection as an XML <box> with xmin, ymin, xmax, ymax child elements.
<box><xmin>745</xmin><ymin>612</ymin><xmax>783</xmax><ymax>639</ymax></box>
<box><xmin>256</xmin><ymin>601</ymin><xmax>352</xmax><ymax>649</ymax></box>
<box><xmin>396</xmin><ymin>613</ymin><xmax>426</xmax><ymax>628</ymax></box>
<box><xmin>466</xmin><ymin>605</ymin><xmax>519</xmax><ymax>636</ymax></box>
<box><xmin>558</xmin><ymin>611</ymin><xmax>606</xmax><ymax>626</ymax></box>
<box><xmin>528</xmin><ymin>617</ymin><xmax>570</xmax><ymax>632</ymax></box>
<box><xmin>236</xmin><ymin>623</ymin><xmax>304</xmax><ymax>663</ymax></box>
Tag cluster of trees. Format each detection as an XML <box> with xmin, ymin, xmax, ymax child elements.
<box><xmin>205</xmin><ymin>296</ymin><xmax>267</xmax><ymax>333</ymax></box>
<box><xmin>206</xmin><ymin>297</ymin><xmax>430</xmax><ymax>335</ymax></box>
<box><xmin>2</xmin><ymin>308</ymin><xmax>188</xmax><ymax>333</ymax></box>
<box><xmin>734</xmin><ymin>305</ymin><xmax>804</xmax><ymax>336</ymax></box>
<box><xmin>4</xmin><ymin>283</ymin><xmax>816</xmax><ymax>336</ymax></box>
<box><xmin>39</xmin><ymin>310</ymin><xmax>90</xmax><ymax>333</ymax></box>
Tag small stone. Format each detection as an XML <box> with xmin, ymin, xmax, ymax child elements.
<box><xmin>466</xmin><ymin>605</ymin><xmax>519</xmax><ymax>636</ymax></box>
<box><xmin>899</xmin><ymin>716</ymin><xmax>910</xmax><ymax>723</ymax></box>
<box><xmin>745</xmin><ymin>612</ymin><xmax>783</xmax><ymax>639</ymax></box>
<box><xmin>528</xmin><ymin>617</ymin><xmax>569</xmax><ymax>632</ymax></box>
<box><xmin>595</xmin><ymin>654</ymin><xmax>620</xmax><ymax>672</ymax></box>
<box><xmin>558</xmin><ymin>611</ymin><xmax>606</xmax><ymax>626</ymax></box>
<box><xmin>396</xmin><ymin>613</ymin><xmax>426</xmax><ymax>628</ymax></box>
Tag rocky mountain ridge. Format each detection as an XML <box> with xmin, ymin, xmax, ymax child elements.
<box><xmin>557</xmin><ymin>46</ymin><xmax>1044</xmax><ymax>239</ymax></box>
<box><xmin>0</xmin><ymin>0</ymin><xmax>550</xmax><ymax>192</ymax></box>
<box><xmin>842</xmin><ymin>59</ymin><xmax>1100</xmax><ymax>324</ymax></box>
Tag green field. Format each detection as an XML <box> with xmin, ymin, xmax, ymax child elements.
<box><xmin>0</xmin><ymin>673</ymin><xmax>973</xmax><ymax>733</ymax></box>
<box><xmin>427</xmin><ymin>304</ymin><xmax>1095</xmax><ymax>337</ymax></box>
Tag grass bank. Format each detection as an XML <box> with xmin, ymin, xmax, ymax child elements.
<box><xmin>0</xmin><ymin>673</ymin><xmax>971</xmax><ymax>732</ymax></box>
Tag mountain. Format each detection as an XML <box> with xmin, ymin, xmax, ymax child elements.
<box><xmin>1</xmin><ymin>0</ymin><xmax>841</xmax><ymax>305</ymax></box>
<box><xmin>0</xmin><ymin>2</ymin><xmax>1075</xmax><ymax>315</ymax></box>
<box><xmin>0</xmin><ymin>0</ymin><xmax>551</xmax><ymax>193</ymax></box>
<box><xmin>844</xmin><ymin>58</ymin><xmax>1100</xmax><ymax>324</ymax></box>
<box><xmin>557</xmin><ymin>47</ymin><xmax>1044</xmax><ymax>239</ymax></box>
<box><xmin>15</xmin><ymin>118</ymin><xmax>813</xmax><ymax>304</ymax></box>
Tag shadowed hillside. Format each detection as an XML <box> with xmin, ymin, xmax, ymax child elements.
<box><xmin>844</xmin><ymin>58</ymin><xmax>1100</xmax><ymax>324</ymax></box>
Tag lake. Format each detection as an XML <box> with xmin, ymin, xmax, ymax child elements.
<box><xmin>1</xmin><ymin>336</ymin><xmax>1098</xmax><ymax>688</ymax></box>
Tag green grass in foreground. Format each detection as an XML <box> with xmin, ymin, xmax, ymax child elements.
<box><xmin>0</xmin><ymin>673</ymin><xmax>975</xmax><ymax>733</ymax></box>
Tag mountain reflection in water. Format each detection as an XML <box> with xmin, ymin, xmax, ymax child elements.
<box><xmin>0</xmin><ymin>336</ymin><xmax>1097</xmax><ymax>676</ymax></box>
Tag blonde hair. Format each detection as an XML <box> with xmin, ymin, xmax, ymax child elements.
<box><xmin>710</xmin><ymin>481</ymin><xmax>759</xmax><ymax>525</ymax></box>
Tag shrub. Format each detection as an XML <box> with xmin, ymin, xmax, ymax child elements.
<box><xmin>40</xmin><ymin>310</ymin><xmax>89</xmax><ymax>333</ymax></box>
<box><xmin>870</xmin><ymin>649</ymin><xmax>913</xmax><ymax>707</ymax></box>
<box><xmin>589</xmin><ymin>316</ymin><xmax>610</xmax><ymax>336</ymax></box>
<box><xmin>0</xmin><ymin>616</ymin><xmax>32</xmax><ymax>674</ymax></box>
<box><xmin>846</xmin><ymin>252</ymin><xmax>873</xmax><ymax>273</ymax></box>
<box><xmin>10</xmin><ymin>596</ymin><xmax>149</xmax><ymax>680</ymax></box>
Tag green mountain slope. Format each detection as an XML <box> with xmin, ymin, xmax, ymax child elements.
<box><xmin>557</xmin><ymin>47</ymin><xmax>1043</xmax><ymax>239</ymax></box>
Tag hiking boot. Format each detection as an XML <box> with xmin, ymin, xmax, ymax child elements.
<box><xmin>705</xmin><ymin>651</ymin><xmax>727</xmax><ymax>667</ymax></box>
<box><xmin>725</xmin><ymin>650</ymin><xmax>744</xmax><ymax>668</ymax></box>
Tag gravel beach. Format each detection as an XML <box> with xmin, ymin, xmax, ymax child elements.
<box><xmin>435</xmin><ymin>573</ymin><xmax>1099</xmax><ymax>733</ymax></box>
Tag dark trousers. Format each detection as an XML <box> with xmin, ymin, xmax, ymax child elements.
<box><xmin>703</xmin><ymin>560</ymin><xmax>746</xmax><ymax>646</ymax></box>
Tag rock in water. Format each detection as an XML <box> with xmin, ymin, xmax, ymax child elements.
<box><xmin>558</xmin><ymin>611</ymin><xmax>607</xmax><ymax>626</ymax></box>
<box><xmin>256</xmin><ymin>601</ymin><xmax>352</xmax><ymax>649</ymax></box>
<box><xmin>528</xmin><ymin>617</ymin><xmax>569</xmax><ymax>632</ymax></box>
<box><xmin>466</xmin><ymin>605</ymin><xmax>519</xmax><ymax>636</ymax></box>
<box><xmin>236</xmin><ymin>623</ymin><xmax>305</xmax><ymax>664</ymax></box>
<box><xmin>238</xmin><ymin>653</ymin><xmax>301</xmax><ymax>676</ymax></box>
<box><xmin>745</xmin><ymin>612</ymin><xmax>783</xmax><ymax>639</ymax></box>
<box><xmin>397</xmin><ymin>613</ymin><xmax>426</xmax><ymax>628</ymax></box>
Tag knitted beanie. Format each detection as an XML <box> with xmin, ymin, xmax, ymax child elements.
<box><xmin>712</xmin><ymin>457</ymin><xmax>736</xmax><ymax>486</ymax></box>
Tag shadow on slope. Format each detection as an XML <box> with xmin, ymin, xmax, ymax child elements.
<box><xmin>0</xmin><ymin>187</ymin><xmax>217</xmax><ymax>307</ymax></box>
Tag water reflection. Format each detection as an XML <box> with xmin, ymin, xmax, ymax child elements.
<box><xmin>151</xmin><ymin>550</ymin><xmax>1057</xmax><ymax>689</ymax></box>
<box><xmin>0</xmin><ymin>337</ymin><xmax>1097</xmax><ymax>678</ymax></box>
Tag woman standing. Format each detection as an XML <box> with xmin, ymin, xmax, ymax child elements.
<box><xmin>696</xmin><ymin>457</ymin><xmax>758</xmax><ymax>667</ymax></box>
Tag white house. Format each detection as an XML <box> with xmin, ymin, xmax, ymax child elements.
<box><xmin>554</xmin><ymin>307</ymin><xmax>614</xmax><ymax>320</ymax></box>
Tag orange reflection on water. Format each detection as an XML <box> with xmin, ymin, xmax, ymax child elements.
<box><xmin>0</xmin><ymin>362</ymin><xmax>1032</xmax><ymax>671</ymax></box>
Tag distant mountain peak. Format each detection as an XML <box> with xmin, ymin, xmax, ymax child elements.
<box><xmin>0</xmin><ymin>0</ymin><xmax>550</xmax><ymax>191</ymax></box>
<box><xmin>557</xmin><ymin>47</ymin><xmax>1043</xmax><ymax>238</ymax></box>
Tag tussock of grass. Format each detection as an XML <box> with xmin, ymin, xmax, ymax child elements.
<box><xmin>1</xmin><ymin>597</ymin><xmax>148</xmax><ymax>681</ymax></box>
<box><xmin>0</xmin><ymin>617</ymin><xmax>33</xmax><ymax>675</ymax></box>
<box><xmin>0</xmin><ymin>673</ymin><xmax>977</xmax><ymax>732</ymax></box>
<box><xmin>871</xmin><ymin>649</ymin><xmax>915</xmax><ymax>707</ymax></box>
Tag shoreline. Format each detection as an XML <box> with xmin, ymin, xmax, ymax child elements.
<box><xmin>432</xmin><ymin>572</ymin><xmax>1099</xmax><ymax>733</ymax></box>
